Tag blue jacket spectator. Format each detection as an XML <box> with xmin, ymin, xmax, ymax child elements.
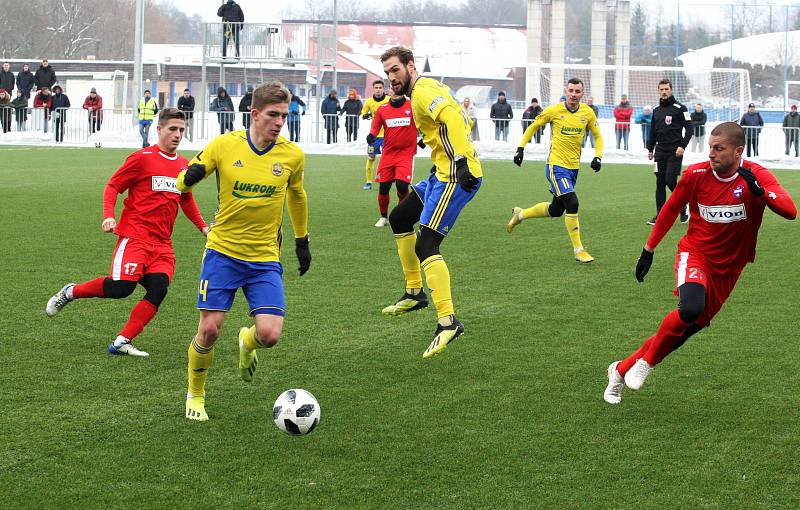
<box><xmin>16</xmin><ymin>64</ymin><xmax>34</xmax><ymax>99</ymax></box>
<box><xmin>287</xmin><ymin>92</ymin><xmax>306</xmax><ymax>142</ymax></box>
<box><xmin>635</xmin><ymin>105</ymin><xmax>653</xmax><ymax>149</ymax></box>
<box><xmin>321</xmin><ymin>90</ymin><xmax>340</xmax><ymax>144</ymax></box>
<box><xmin>739</xmin><ymin>103</ymin><xmax>764</xmax><ymax>157</ymax></box>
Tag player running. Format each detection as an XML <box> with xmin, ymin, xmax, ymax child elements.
<box><xmin>604</xmin><ymin>122</ymin><xmax>796</xmax><ymax>404</ymax></box>
<box><xmin>369</xmin><ymin>92</ymin><xmax>417</xmax><ymax>227</ymax></box>
<box><xmin>360</xmin><ymin>80</ymin><xmax>390</xmax><ymax>190</ymax></box>
<box><xmin>507</xmin><ymin>78</ymin><xmax>603</xmax><ymax>263</ymax></box>
<box><xmin>177</xmin><ymin>82</ymin><xmax>310</xmax><ymax>421</ymax></box>
<box><xmin>380</xmin><ymin>46</ymin><xmax>482</xmax><ymax>359</ymax></box>
<box><xmin>45</xmin><ymin>108</ymin><xmax>208</xmax><ymax>357</ymax></box>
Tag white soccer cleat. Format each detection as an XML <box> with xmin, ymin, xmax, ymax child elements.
<box><xmin>603</xmin><ymin>361</ymin><xmax>624</xmax><ymax>404</ymax></box>
<box><xmin>108</xmin><ymin>341</ymin><xmax>150</xmax><ymax>357</ymax></box>
<box><xmin>624</xmin><ymin>359</ymin><xmax>653</xmax><ymax>390</ymax></box>
<box><xmin>374</xmin><ymin>217</ymin><xmax>388</xmax><ymax>227</ymax></box>
<box><xmin>46</xmin><ymin>283</ymin><xmax>76</xmax><ymax>317</ymax></box>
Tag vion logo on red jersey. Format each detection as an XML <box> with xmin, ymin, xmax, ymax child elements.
<box><xmin>152</xmin><ymin>176</ymin><xmax>180</xmax><ymax>194</ymax></box>
<box><xmin>698</xmin><ymin>203</ymin><xmax>747</xmax><ymax>223</ymax></box>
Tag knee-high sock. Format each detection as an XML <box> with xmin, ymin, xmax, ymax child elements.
<box><xmin>378</xmin><ymin>193</ymin><xmax>390</xmax><ymax>217</ymax></box>
<box><xmin>365</xmin><ymin>158</ymin><xmax>375</xmax><ymax>182</ymax></box>
<box><xmin>241</xmin><ymin>325</ymin><xmax>265</xmax><ymax>351</ymax></box>
<box><xmin>521</xmin><ymin>202</ymin><xmax>550</xmax><ymax>220</ymax></box>
<box><xmin>642</xmin><ymin>310</ymin><xmax>692</xmax><ymax>366</ymax></box>
<box><xmin>119</xmin><ymin>299</ymin><xmax>158</xmax><ymax>341</ymax></box>
<box><xmin>421</xmin><ymin>255</ymin><xmax>454</xmax><ymax>319</ymax></box>
<box><xmin>564</xmin><ymin>213</ymin><xmax>584</xmax><ymax>251</ymax></box>
<box><xmin>187</xmin><ymin>338</ymin><xmax>214</xmax><ymax>398</ymax></box>
<box><xmin>72</xmin><ymin>277</ymin><xmax>106</xmax><ymax>298</ymax></box>
<box><xmin>617</xmin><ymin>335</ymin><xmax>656</xmax><ymax>376</ymax></box>
<box><xmin>394</xmin><ymin>232</ymin><xmax>422</xmax><ymax>289</ymax></box>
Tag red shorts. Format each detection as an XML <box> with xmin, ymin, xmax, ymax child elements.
<box><xmin>376</xmin><ymin>158</ymin><xmax>414</xmax><ymax>183</ymax></box>
<box><xmin>109</xmin><ymin>237</ymin><xmax>175</xmax><ymax>282</ymax></box>
<box><xmin>673</xmin><ymin>250</ymin><xmax>742</xmax><ymax>327</ymax></box>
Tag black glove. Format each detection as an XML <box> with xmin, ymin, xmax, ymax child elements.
<box><xmin>362</xmin><ymin>113</ymin><xmax>372</xmax><ymax>120</ymax></box>
<box><xmin>366</xmin><ymin>133</ymin><xmax>376</xmax><ymax>145</ymax></box>
<box><xmin>737</xmin><ymin>167</ymin><xmax>764</xmax><ymax>197</ymax></box>
<box><xmin>635</xmin><ymin>248</ymin><xmax>654</xmax><ymax>283</ymax></box>
<box><xmin>295</xmin><ymin>235</ymin><xmax>311</xmax><ymax>276</ymax></box>
<box><xmin>513</xmin><ymin>147</ymin><xmax>524</xmax><ymax>167</ymax></box>
<box><xmin>455</xmin><ymin>157</ymin><xmax>479</xmax><ymax>192</ymax></box>
<box><xmin>590</xmin><ymin>157</ymin><xmax>602</xmax><ymax>172</ymax></box>
<box><xmin>417</xmin><ymin>138</ymin><xmax>426</xmax><ymax>149</ymax></box>
<box><xmin>183</xmin><ymin>163</ymin><xmax>206</xmax><ymax>187</ymax></box>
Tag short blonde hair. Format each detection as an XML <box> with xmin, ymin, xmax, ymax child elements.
<box><xmin>252</xmin><ymin>81</ymin><xmax>291</xmax><ymax>110</ymax></box>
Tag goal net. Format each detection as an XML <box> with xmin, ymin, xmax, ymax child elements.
<box><xmin>786</xmin><ymin>81</ymin><xmax>800</xmax><ymax>108</ymax></box>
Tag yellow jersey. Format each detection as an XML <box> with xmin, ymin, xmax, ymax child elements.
<box><xmin>361</xmin><ymin>95</ymin><xmax>390</xmax><ymax>137</ymax></box>
<box><xmin>177</xmin><ymin>130</ymin><xmax>308</xmax><ymax>263</ymax></box>
<box><xmin>411</xmin><ymin>77</ymin><xmax>482</xmax><ymax>182</ymax></box>
<box><xmin>520</xmin><ymin>102</ymin><xmax>603</xmax><ymax>169</ymax></box>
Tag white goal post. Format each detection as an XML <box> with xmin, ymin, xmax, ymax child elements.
<box><xmin>785</xmin><ymin>80</ymin><xmax>800</xmax><ymax>108</ymax></box>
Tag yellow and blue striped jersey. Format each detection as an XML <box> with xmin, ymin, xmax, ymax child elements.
<box><xmin>361</xmin><ymin>95</ymin><xmax>390</xmax><ymax>137</ymax></box>
<box><xmin>178</xmin><ymin>130</ymin><xmax>308</xmax><ymax>263</ymax></box>
<box><xmin>411</xmin><ymin>77</ymin><xmax>482</xmax><ymax>182</ymax></box>
<box><xmin>520</xmin><ymin>102</ymin><xmax>603</xmax><ymax>169</ymax></box>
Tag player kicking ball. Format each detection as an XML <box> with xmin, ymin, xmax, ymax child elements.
<box><xmin>368</xmin><ymin>92</ymin><xmax>418</xmax><ymax>227</ymax></box>
<box><xmin>45</xmin><ymin>109</ymin><xmax>208</xmax><ymax>357</ymax></box>
<box><xmin>604</xmin><ymin>122</ymin><xmax>796</xmax><ymax>404</ymax></box>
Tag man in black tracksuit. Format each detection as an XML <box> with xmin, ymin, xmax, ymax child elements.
<box><xmin>646</xmin><ymin>78</ymin><xmax>692</xmax><ymax>225</ymax></box>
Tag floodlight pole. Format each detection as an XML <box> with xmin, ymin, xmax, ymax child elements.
<box><xmin>133</xmin><ymin>0</ymin><xmax>144</xmax><ymax>123</ymax></box>
<box><xmin>332</xmin><ymin>0</ymin><xmax>338</xmax><ymax>93</ymax></box>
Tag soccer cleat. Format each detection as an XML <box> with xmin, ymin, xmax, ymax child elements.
<box><xmin>574</xmin><ymin>248</ymin><xmax>595</xmax><ymax>263</ymax></box>
<box><xmin>108</xmin><ymin>341</ymin><xmax>149</xmax><ymax>357</ymax></box>
<box><xmin>506</xmin><ymin>207</ymin><xmax>523</xmax><ymax>233</ymax></box>
<box><xmin>45</xmin><ymin>283</ymin><xmax>76</xmax><ymax>317</ymax></box>
<box><xmin>423</xmin><ymin>319</ymin><xmax>465</xmax><ymax>358</ymax></box>
<box><xmin>238</xmin><ymin>327</ymin><xmax>258</xmax><ymax>383</ymax></box>
<box><xmin>185</xmin><ymin>396</ymin><xmax>208</xmax><ymax>421</ymax></box>
<box><xmin>646</xmin><ymin>217</ymin><xmax>657</xmax><ymax>226</ymax></box>
<box><xmin>624</xmin><ymin>358</ymin><xmax>653</xmax><ymax>390</ymax></box>
<box><xmin>374</xmin><ymin>217</ymin><xmax>388</xmax><ymax>228</ymax></box>
<box><xmin>603</xmin><ymin>361</ymin><xmax>624</xmax><ymax>404</ymax></box>
<box><xmin>362</xmin><ymin>182</ymin><xmax>373</xmax><ymax>190</ymax></box>
<box><xmin>381</xmin><ymin>291</ymin><xmax>429</xmax><ymax>316</ymax></box>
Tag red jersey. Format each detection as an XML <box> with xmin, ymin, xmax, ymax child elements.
<box><xmin>371</xmin><ymin>99</ymin><xmax>417</xmax><ymax>165</ymax></box>
<box><xmin>647</xmin><ymin>160</ymin><xmax>796</xmax><ymax>271</ymax></box>
<box><xmin>104</xmin><ymin>145</ymin><xmax>206</xmax><ymax>245</ymax></box>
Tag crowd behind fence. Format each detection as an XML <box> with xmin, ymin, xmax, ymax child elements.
<box><xmin>1</xmin><ymin>107</ymin><xmax>799</xmax><ymax>159</ymax></box>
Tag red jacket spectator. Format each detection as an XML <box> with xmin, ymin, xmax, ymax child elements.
<box><xmin>613</xmin><ymin>98</ymin><xmax>633</xmax><ymax>131</ymax></box>
<box><xmin>83</xmin><ymin>90</ymin><xmax>103</xmax><ymax>121</ymax></box>
<box><xmin>33</xmin><ymin>89</ymin><xmax>52</xmax><ymax>110</ymax></box>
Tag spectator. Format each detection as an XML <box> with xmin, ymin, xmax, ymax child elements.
<box><xmin>82</xmin><ymin>87</ymin><xmax>103</xmax><ymax>134</ymax></box>
<box><xmin>34</xmin><ymin>59</ymin><xmax>56</xmax><ymax>92</ymax></box>
<box><xmin>50</xmin><ymin>84</ymin><xmax>70</xmax><ymax>143</ymax></box>
<box><xmin>521</xmin><ymin>97</ymin><xmax>543</xmax><ymax>144</ymax></box>
<box><xmin>16</xmin><ymin>64</ymin><xmax>34</xmax><ymax>99</ymax></box>
<box><xmin>211</xmin><ymin>86</ymin><xmax>234</xmax><ymax>134</ymax></box>
<box><xmin>739</xmin><ymin>103</ymin><xmax>763</xmax><ymax>157</ymax></box>
<box><xmin>0</xmin><ymin>89</ymin><xmax>11</xmax><ymax>133</ymax></box>
<box><xmin>33</xmin><ymin>86</ymin><xmax>52</xmax><ymax>133</ymax></box>
<box><xmin>784</xmin><ymin>104</ymin><xmax>800</xmax><ymax>157</ymax></box>
<box><xmin>0</xmin><ymin>62</ymin><xmax>15</xmax><ymax>95</ymax></box>
<box><xmin>490</xmin><ymin>91</ymin><xmax>513</xmax><ymax>141</ymax></box>
<box><xmin>177</xmin><ymin>88</ymin><xmax>195</xmax><ymax>141</ymax></box>
<box><xmin>635</xmin><ymin>105</ymin><xmax>653</xmax><ymax>149</ymax></box>
<box><xmin>340</xmin><ymin>89</ymin><xmax>363</xmax><ymax>142</ymax></box>
<box><xmin>217</xmin><ymin>0</ymin><xmax>244</xmax><ymax>58</ymax></box>
<box><xmin>461</xmin><ymin>96</ymin><xmax>479</xmax><ymax>141</ymax></box>
<box><xmin>690</xmin><ymin>103</ymin><xmax>707</xmax><ymax>153</ymax></box>
<box><xmin>11</xmin><ymin>90</ymin><xmax>28</xmax><ymax>131</ymax></box>
<box><xmin>238</xmin><ymin>85</ymin><xmax>253</xmax><ymax>130</ymax></box>
<box><xmin>137</xmin><ymin>90</ymin><xmax>158</xmax><ymax>148</ymax></box>
<box><xmin>321</xmin><ymin>89</ymin><xmax>340</xmax><ymax>144</ymax></box>
<box><xmin>288</xmin><ymin>90</ymin><xmax>306</xmax><ymax>142</ymax></box>
<box><xmin>613</xmin><ymin>94</ymin><xmax>633</xmax><ymax>150</ymax></box>
<box><xmin>582</xmin><ymin>96</ymin><xmax>599</xmax><ymax>148</ymax></box>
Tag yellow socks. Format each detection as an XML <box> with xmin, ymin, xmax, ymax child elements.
<box><xmin>241</xmin><ymin>325</ymin><xmax>265</xmax><ymax>352</ymax></box>
<box><xmin>395</xmin><ymin>232</ymin><xmax>422</xmax><ymax>289</ymax></box>
<box><xmin>564</xmin><ymin>213</ymin><xmax>584</xmax><ymax>251</ymax></box>
<box><xmin>187</xmin><ymin>338</ymin><xmax>214</xmax><ymax>397</ymax></box>
<box><xmin>421</xmin><ymin>255</ymin><xmax>454</xmax><ymax>319</ymax></box>
<box><xmin>521</xmin><ymin>202</ymin><xmax>551</xmax><ymax>220</ymax></box>
<box><xmin>365</xmin><ymin>157</ymin><xmax>375</xmax><ymax>183</ymax></box>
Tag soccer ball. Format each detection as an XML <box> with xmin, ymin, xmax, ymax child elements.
<box><xmin>272</xmin><ymin>389</ymin><xmax>320</xmax><ymax>435</ymax></box>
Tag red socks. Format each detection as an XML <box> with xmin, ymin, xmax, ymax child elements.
<box><xmin>119</xmin><ymin>299</ymin><xmax>158</xmax><ymax>341</ymax></box>
<box><xmin>617</xmin><ymin>310</ymin><xmax>692</xmax><ymax>376</ymax></box>
<box><xmin>72</xmin><ymin>277</ymin><xmax>106</xmax><ymax>298</ymax></box>
<box><xmin>617</xmin><ymin>335</ymin><xmax>655</xmax><ymax>376</ymax></box>
<box><xmin>378</xmin><ymin>193</ymin><xmax>390</xmax><ymax>217</ymax></box>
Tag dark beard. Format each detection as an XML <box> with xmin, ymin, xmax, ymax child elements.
<box><xmin>395</xmin><ymin>74</ymin><xmax>412</xmax><ymax>97</ymax></box>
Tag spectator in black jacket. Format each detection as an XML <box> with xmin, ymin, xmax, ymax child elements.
<box><xmin>646</xmin><ymin>78</ymin><xmax>692</xmax><ymax>225</ymax></box>
<box><xmin>739</xmin><ymin>103</ymin><xmax>764</xmax><ymax>157</ymax></box>
<box><xmin>0</xmin><ymin>89</ymin><xmax>11</xmax><ymax>133</ymax></box>
<box><xmin>0</xmin><ymin>62</ymin><xmax>15</xmax><ymax>95</ymax></box>
<box><xmin>34</xmin><ymin>59</ymin><xmax>56</xmax><ymax>92</ymax></box>
<box><xmin>239</xmin><ymin>86</ymin><xmax>253</xmax><ymax>129</ymax></box>
<box><xmin>340</xmin><ymin>89</ymin><xmax>363</xmax><ymax>142</ymax></box>
<box><xmin>177</xmin><ymin>88</ymin><xmax>195</xmax><ymax>140</ymax></box>
<box><xmin>321</xmin><ymin>90</ymin><xmax>340</xmax><ymax>144</ymax></box>
<box><xmin>211</xmin><ymin>87</ymin><xmax>235</xmax><ymax>134</ymax></box>
<box><xmin>50</xmin><ymin>84</ymin><xmax>70</xmax><ymax>143</ymax></box>
<box><xmin>16</xmin><ymin>64</ymin><xmax>34</xmax><ymax>99</ymax></box>
<box><xmin>521</xmin><ymin>98</ymin><xmax>543</xmax><ymax>144</ymax></box>
<box><xmin>689</xmin><ymin>103</ymin><xmax>707</xmax><ymax>153</ymax></box>
<box><xmin>218</xmin><ymin>0</ymin><xmax>244</xmax><ymax>58</ymax></box>
<box><xmin>490</xmin><ymin>91</ymin><xmax>513</xmax><ymax>141</ymax></box>
<box><xmin>11</xmin><ymin>90</ymin><xmax>28</xmax><ymax>131</ymax></box>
